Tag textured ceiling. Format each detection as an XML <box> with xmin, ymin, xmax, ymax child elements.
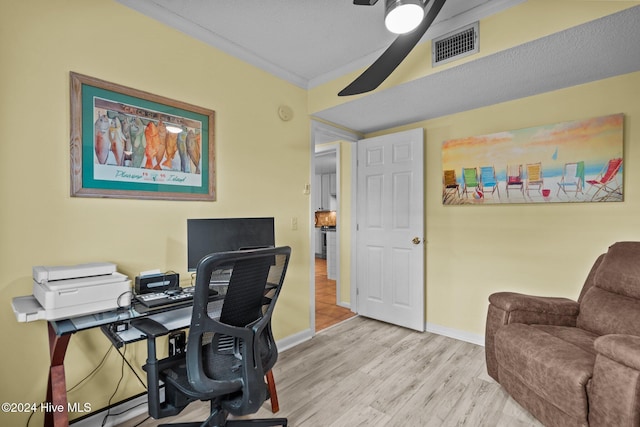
<box><xmin>117</xmin><ymin>0</ymin><xmax>521</xmax><ymax>88</ymax></box>
<box><xmin>117</xmin><ymin>1</ymin><xmax>640</xmax><ymax>134</ymax></box>
<box><xmin>315</xmin><ymin>6</ymin><xmax>640</xmax><ymax>133</ymax></box>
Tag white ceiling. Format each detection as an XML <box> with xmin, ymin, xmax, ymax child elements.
<box><xmin>117</xmin><ymin>0</ymin><xmax>640</xmax><ymax>133</ymax></box>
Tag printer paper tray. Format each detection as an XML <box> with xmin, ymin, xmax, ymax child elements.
<box><xmin>12</xmin><ymin>296</ymin><xmax>47</xmax><ymax>322</ymax></box>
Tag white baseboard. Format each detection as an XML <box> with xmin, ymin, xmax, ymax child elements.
<box><xmin>275</xmin><ymin>327</ymin><xmax>314</xmax><ymax>352</ymax></box>
<box><xmin>426</xmin><ymin>322</ymin><xmax>485</xmax><ymax>347</ymax></box>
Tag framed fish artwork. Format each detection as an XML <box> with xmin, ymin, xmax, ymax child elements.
<box><xmin>70</xmin><ymin>72</ymin><xmax>216</xmax><ymax>201</ymax></box>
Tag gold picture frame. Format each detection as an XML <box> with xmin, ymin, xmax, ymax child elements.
<box><xmin>70</xmin><ymin>72</ymin><xmax>216</xmax><ymax>201</ymax></box>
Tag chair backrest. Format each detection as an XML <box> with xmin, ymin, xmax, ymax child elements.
<box><xmin>463</xmin><ymin>167</ymin><xmax>478</xmax><ymax>186</ymax></box>
<box><xmin>599</xmin><ymin>158</ymin><xmax>623</xmax><ymax>183</ymax></box>
<box><xmin>507</xmin><ymin>164</ymin><xmax>522</xmax><ymax>184</ymax></box>
<box><xmin>577</xmin><ymin>242</ymin><xmax>640</xmax><ymax>337</ymax></box>
<box><xmin>187</xmin><ymin>246</ymin><xmax>291</xmax><ymax>415</ymax></box>
<box><xmin>480</xmin><ymin>166</ymin><xmax>496</xmax><ymax>186</ymax></box>
<box><xmin>576</xmin><ymin>161</ymin><xmax>585</xmax><ymax>184</ymax></box>
<box><xmin>563</xmin><ymin>163</ymin><xmax>578</xmax><ymax>183</ymax></box>
<box><xmin>443</xmin><ymin>169</ymin><xmax>457</xmax><ymax>187</ymax></box>
<box><xmin>526</xmin><ymin>162</ymin><xmax>542</xmax><ymax>183</ymax></box>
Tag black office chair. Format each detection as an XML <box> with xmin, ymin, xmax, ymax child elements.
<box><xmin>132</xmin><ymin>246</ymin><xmax>291</xmax><ymax>427</ymax></box>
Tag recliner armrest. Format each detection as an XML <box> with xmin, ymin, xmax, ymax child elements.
<box><xmin>588</xmin><ymin>334</ymin><xmax>640</xmax><ymax>426</ymax></box>
<box><xmin>594</xmin><ymin>334</ymin><xmax>640</xmax><ymax>371</ymax></box>
<box><xmin>485</xmin><ymin>292</ymin><xmax>579</xmax><ymax>381</ymax></box>
<box><xmin>489</xmin><ymin>292</ymin><xmax>579</xmax><ymax>318</ymax></box>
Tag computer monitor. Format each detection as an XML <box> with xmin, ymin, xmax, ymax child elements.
<box><xmin>187</xmin><ymin>217</ymin><xmax>275</xmax><ymax>271</ymax></box>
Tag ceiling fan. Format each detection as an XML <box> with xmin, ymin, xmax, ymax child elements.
<box><xmin>338</xmin><ymin>0</ymin><xmax>447</xmax><ymax>97</ymax></box>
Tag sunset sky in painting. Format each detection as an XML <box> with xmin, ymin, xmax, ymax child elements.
<box><xmin>442</xmin><ymin>114</ymin><xmax>624</xmax><ymax>178</ymax></box>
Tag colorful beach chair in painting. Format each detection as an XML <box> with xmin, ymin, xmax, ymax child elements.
<box><xmin>505</xmin><ymin>164</ymin><xmax>524</xmax><ymax>197</ymax></box>
<box><xmin>461</xmin><ymin>167</ymin><xmax>480</xmax><ymax>198</ymax></box>
<box><xmin>479</xmin><ymin>166</ymin><xmax>500</xmax><ymax>198</ymax></box>
<box><xmin>525</xmin><ymin>162</ymin><xmax>544</xmax><ymax>196</ymax></box>
<box><xmin>586</xmin><ymin>158</ymin><xmax>623</xmax><ymax>201</ymax></box>
<box><xmin>556</xmin><ymin>161</ymin><xmax>585</xmax><ymax>197</ymax></box>
<box><xmin>442</xmin><ymin>169</ymin><xmax>460</xmax><ymax>202</ymax></box>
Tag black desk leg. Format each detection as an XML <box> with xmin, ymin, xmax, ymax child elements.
<box><xmin>45</xmin><ymin>322</ymin><xmax>71</xmax><ymax>427</ymax></box>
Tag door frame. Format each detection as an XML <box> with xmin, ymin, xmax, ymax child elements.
<box><xmin>310</xmin><ymin>120</ymin><xmax>359</xmax><ymax>334</ymax></box>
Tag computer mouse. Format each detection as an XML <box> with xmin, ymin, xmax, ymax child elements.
<box><xmin>165</xmin><ymin>288</ymin><xmax>182</xmax><ymax>296</ymax></box>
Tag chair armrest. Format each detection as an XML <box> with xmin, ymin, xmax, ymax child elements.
<box><xmin>130</xmin><ymin>317</ymin><xmax>169</xmax><ymax>338</ymax></box>
<box><xmin>489</xmin><ymin>292</ymin><xmax>580</xmax><ymax>319</ymax></box>
<box><xmin>594</xmin><ymin>334</ymin><xmax>640</xmax><ymax>371</ymax></box>
<box><xmin>485</xmin><ymin>292</ymin><xmax>579</xmax><ymax>381</ymax></box>
<box><xmin>588</xmin><ymin>335</ymin><xmax>640</xmax><ymax>426</ymax></box>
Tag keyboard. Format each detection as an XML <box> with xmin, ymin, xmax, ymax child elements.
<box><xmin>135</xmin><ymin>286</ymin><xmax>218</xmax><ymax>309</ymax></box>
<box><xmin>136</xmin><ymin>290</ymin><xmax>192</xmax><ymax>308</ymax></box>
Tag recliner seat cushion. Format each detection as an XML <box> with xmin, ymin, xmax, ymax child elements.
<box><xmin>495</xmin><ymin>323</ymin><xmax>598</xmax><ymax>421</ymax></box>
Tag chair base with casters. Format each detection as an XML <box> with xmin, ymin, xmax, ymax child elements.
<box><xmin>156</xmin><ymin>408</ymin><xmax>287</xmax><ymax>427</ymax></box>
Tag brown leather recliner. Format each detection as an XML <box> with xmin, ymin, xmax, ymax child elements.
<box><xmin>485</xmin><ymin>242</ymin><xmax>640</xmax><ymax>427</ymax></box>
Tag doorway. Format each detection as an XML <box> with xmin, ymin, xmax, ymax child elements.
<box><xmin>311</xmin><ymin>121</ymin><xmax>358</xmax><ymax>332</ymax></box>
<box><xmin>314</xmin><ymin>147</ymin><xmax>354</xmax><ymax>331</ymax></box>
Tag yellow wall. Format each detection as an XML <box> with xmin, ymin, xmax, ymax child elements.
<box><xmin>0</xmin><ymin>0</ymin><xmax>310</xmax><ymax>424</ymax></box>
<box><xmin>367</xmin><ymin>71</ymin><xmax>640</xmax><ymax>337</ymax></box>
<box><xmin>338</xmin><ymin>142</ymin><xmax>353</xmax><ymax>304</ymax></box>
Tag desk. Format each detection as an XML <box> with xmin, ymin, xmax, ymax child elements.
<box><xmin>14</xmin><ymin>296</ymin><xmax>279</xmax><ymax>427</ymax></box>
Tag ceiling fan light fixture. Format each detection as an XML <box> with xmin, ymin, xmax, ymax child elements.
<box><xmin>384</xmin><ymin>0</ymin><xmax>425</xmax><ymax>34</ymax></box>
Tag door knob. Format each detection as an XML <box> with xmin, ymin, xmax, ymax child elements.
<box><xmin>412</xmin><ymin>237</ymin><xmax>421</xmax><ymax>245</ymax></box>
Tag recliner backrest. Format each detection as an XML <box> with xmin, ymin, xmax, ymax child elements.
<box><xmin>577</xmin><ymin>242</ymin><xmax>640</xmax><ymax>336</ymax></box>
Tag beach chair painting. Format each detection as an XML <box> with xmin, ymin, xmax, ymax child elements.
<box><xmin>441</xmin><ymin>113</ymin><xmax>623</xmax><ymax>205</ymax></box>
<box><xmin>480</xmin><ymin>166</ymin><xmax>500</xmax><ymax>198</ymax></box>
<box><xmin>525</xmin><ymin>162</ymin><xmax>544</xmax><ymax>196</ymax></box>
<box><xmin>586</xmin><ymin>158</ymin><xmax>623</xmax><ymax>201</ymax></box>
<box><xmin>442</xmin><ymin>169</ymin><xmax>460</xmax><ymax>202</ymax></box>
<box><xmin>505</xmin><ymin>164</ymin><xmax>524</xmax><ymax>197</ymax></box>
<box><xmin>556</xmin><ymin>161</ymin><xmax>585</xmax><ymax>197</ymax></box>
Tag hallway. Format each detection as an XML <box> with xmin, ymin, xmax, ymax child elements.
<box><xmin>315</xmin><ymin>258</ymin><xmax>355</xmax><ymax>331</ymax></box>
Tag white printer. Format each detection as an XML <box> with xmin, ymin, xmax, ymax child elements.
<box><xmin>30</xmin><ymin>262</ymin><xmax>132</xmax><ymax>320</ymax></box>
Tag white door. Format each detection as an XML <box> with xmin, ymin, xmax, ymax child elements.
<box><xmin>356</xmin><ymin>128</ymin><xmax>424</xmax><ymax>331</ymax></box>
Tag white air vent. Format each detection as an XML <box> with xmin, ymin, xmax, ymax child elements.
<box><xmin>432</xmin><ymin>22</ymin><xmax>479</xmax><ymax>66</ymax></box>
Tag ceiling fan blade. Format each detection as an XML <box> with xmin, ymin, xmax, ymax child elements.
<box><xmin>353</xmin><ymin>0</ymin><xmax>379</xmax><ymax>5</ymax></box>
<box><xmin>339</xmin><ymin>0</ymin><xmax>447</xmax><ymax>97</ymax></box>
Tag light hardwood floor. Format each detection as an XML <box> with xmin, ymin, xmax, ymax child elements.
<box><xmin>119</xmin><ymin>316</ymin><xmax>542</xmax><ymax>427</ymax></box>
<box><xmin>315</xmin><ymin>258</ymin><xmax>355</xmax><ymax>331</ymax></box>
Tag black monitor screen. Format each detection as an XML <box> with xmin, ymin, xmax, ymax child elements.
<box><xmin>187</xmin><ymin>217</ymin><xmax>275</xmax><ymax>271</ymax></box>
